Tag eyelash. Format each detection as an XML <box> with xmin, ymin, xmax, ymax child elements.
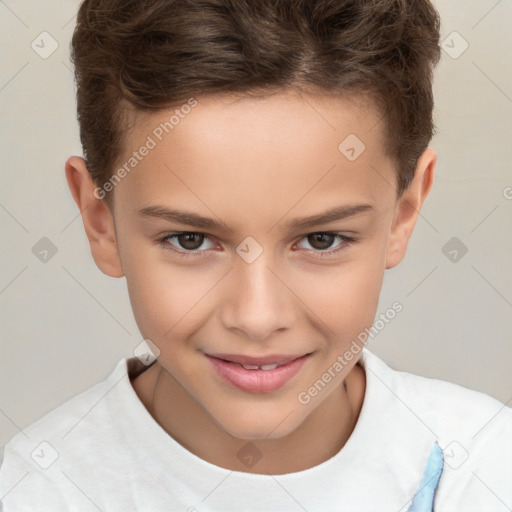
<box><xmin>155</xmin><ymin>231</ymin><xmax>357</xmax><ymax>259</ymax></box>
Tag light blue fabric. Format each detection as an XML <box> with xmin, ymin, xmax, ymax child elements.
<box><xmin>407</xmin><ymin>441</ymin><xmax>444</xmax><ymax>512</ymax></box>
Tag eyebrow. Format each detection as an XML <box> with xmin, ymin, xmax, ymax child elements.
<box><xmin>137</xmin><ymin>203</ymin><xmax>374</xmax><ymax>231</ymax></box>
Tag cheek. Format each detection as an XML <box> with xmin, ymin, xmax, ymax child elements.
<box><xmin>294</xmin><ymin>247</ymin><xmax>385</xmax><ymax>345</ymax></box>
<box><xmin>123</xmin><ymin>250</ymin><xmax>221</xmax><ymax>342</ymax></box>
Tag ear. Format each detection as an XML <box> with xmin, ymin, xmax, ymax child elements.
<box><xmin>64</xmin><ymin>156</ymin><xmax>124</xmax><ymax>278</ymax></box>
<box><xmin>385</xmin><ymin>147</ymin><xmax>437</xmax><ymax>269</ymax></box>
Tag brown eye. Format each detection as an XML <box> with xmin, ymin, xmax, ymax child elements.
<box><xmin>158</xmin><ymin>232</ymin><xmax>216</xmax><ymax>255</ymax></box>
<box><xmin>295</xmin><ymin>232</ymin><xmax>356</xmax><ymax>258</ymax></box>
<box><xmin>306</xmin><ymin>233</ymin><xmax>336</xmax><ymax>250</ymax></box>
<box><xmin>174</xmin><ymin>233</ymin><xmax>205</xmax><ymax>250</ymax></box>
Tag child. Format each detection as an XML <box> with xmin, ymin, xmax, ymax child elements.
<box><xmin>1</xmin><ymin>0</ymin><xmax>510</xmax><ymax>510</ymax></box>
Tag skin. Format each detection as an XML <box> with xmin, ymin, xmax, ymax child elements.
<box><xmin>65</xmin><ymin>89</ymin><xmax>436</xmax><ymax>475</ymax></box>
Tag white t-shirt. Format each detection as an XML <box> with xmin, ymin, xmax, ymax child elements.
<box><xmin>1</xmin><ymin>348</ymin><xmax>511</xmax><ymax>511</ymax></box>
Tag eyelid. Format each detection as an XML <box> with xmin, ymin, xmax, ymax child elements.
<box><xmin>294</xmin><ymin>232</ymin><xmax>357</xmax><ymax>258</ymax></box>
<box><xmin>156</xmin><ymin>232</ymin><xmax>217</xmax><ymax>257</ymax></box>
<box><xmin>156</xmin><ymin>230</ymin><xmax>357</xmax><ymax>259</ymax></box>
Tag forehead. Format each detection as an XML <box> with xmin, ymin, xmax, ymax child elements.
<box><xmin>114</xmin><ymin>90</ymin><xmax>395</xmax><ymax>220</ymax></box>
<box><xmin>127</xmin><ymin>89</ymin><xmax>385</xmax><ymax>156</ymax></box>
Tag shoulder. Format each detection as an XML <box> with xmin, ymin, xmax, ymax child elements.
<box><xmin>361</xmin><ymin>348</ymin><xmax>512</xmax><ymax>509</ymax></box>
<box><xmin>3</xmin><ymin>356</ymin><xmax>130</xmax><ymax>445</ymax></box>
<box><xmin>360</xmin><ymin>348</ymin><xmax>511</xmax><ymax>443</ymax></box>
<box><xmin>0</xmin><ymin>356</ymin><xmax>136</xmax><ymax>509</ymax></box>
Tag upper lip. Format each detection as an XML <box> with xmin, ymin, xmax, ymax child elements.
<box><xmin>206</xmin><ymin>352</ymin><xmax>310</xmax><ymax>366</ymax></box>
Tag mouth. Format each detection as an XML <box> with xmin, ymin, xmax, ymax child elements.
<box><xmin>205</xmin><ymin>352</ymin><xmax>311</xmax><ymax>367</ymax></box>
<box><xmin>205</xmin><ymin>353</ymin><xmax>312</xmax><ymax>393</ymax></box>
<box><xmin>220</xmin><ymin>360</ymin><xmax>286</xmax><ymax>371</ymax></box>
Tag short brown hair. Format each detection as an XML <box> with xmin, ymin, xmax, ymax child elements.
<box><xmin>71</xmin><ymin>0</ymin><xmax>441</xmax><ymax>205</ymax></box>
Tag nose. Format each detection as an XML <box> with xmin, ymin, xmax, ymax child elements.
<box><xmin>219</xmin><ymin>254</ymin><xmax>295</xmax><ymax>341</ymax></box>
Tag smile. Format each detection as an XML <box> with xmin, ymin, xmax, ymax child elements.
<box><xmin>205</xmin><ymin>353</ymin><xmax>312</xmax><ymax>393</ymax></box>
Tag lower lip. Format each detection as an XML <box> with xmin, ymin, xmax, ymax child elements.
<box><xmin>205</xmin><ymin>353</ymin><xmax>311</xmax><ymax>393</ymax></box>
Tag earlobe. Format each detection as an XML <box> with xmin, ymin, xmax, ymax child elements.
<box><xmin>64</xmin><ymin>156</ymin><xmax>125</xmax><ymax>278</ymax></box>
<box><xmin>385</xmin><ymin>147</ymin><xmax>437</xmax><ymax>269</ymax></box>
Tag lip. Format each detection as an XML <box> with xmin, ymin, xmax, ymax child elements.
<box><xmin>205</xmin><ymin>353</ymin><xmax>312</xmax><ymax>394</ymax></box>
<box><xmin>206</xmin><ymin>352</ymin><xmax>308</xmax><ymax>366</ymax></box>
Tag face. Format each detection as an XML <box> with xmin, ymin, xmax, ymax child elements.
<box><xmin>66</xmin><ymin>89</ymin><xmax>435</xmax><ymax>442</ymax></box>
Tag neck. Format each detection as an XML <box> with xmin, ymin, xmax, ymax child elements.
<box><xmin>145</xmin><ymin>361</ymin><xmax>366</xmax><ymax>475</ymax></box>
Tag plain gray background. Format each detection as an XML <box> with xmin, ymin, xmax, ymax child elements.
<box><xmin>1</xmin><ymin>0</ymin><xmax>511</xmax><ymax>448</ymax></box>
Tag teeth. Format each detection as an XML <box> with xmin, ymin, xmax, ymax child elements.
<box><xmin>240</xmin><ymin>363</ymin><xmax>281</xmax><ymax>370</ymax></box>
<box><xmin>260</xmin><ymin>364</ymin><xmax>280</xmax><ymax>370</ymax></box>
